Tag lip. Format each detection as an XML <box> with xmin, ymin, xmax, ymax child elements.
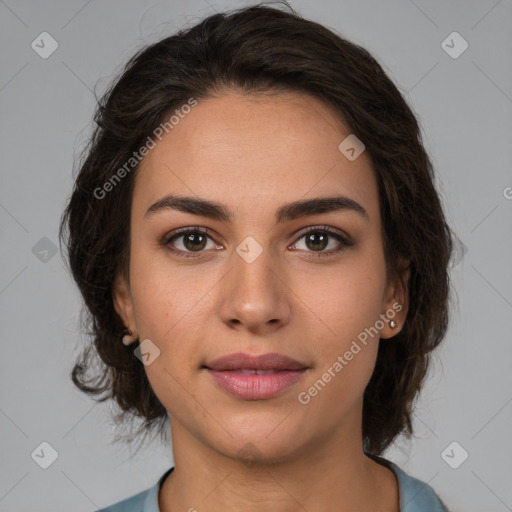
<box><xmin>204</xmin><ymin>352</ymin><xmax>308</xmax><ymax>371</ymax></box>
<box><xmin>203</xmin><ymin>352</ymin><xmax>309</xmax><ymax>400</ymax></box>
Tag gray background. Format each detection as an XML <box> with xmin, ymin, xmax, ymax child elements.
<box><xmin>1</xmin><ymin>0</ymin><xmax>511</xmax><ymax>511</ymax></box>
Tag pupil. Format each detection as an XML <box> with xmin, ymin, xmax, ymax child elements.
<box><xmin>307</xmin><ymin>233</ymin><xmax>327</xmax><ymax>251</ymax></box>
<box><xmin>184</xmin><ymin>233</ymin><xmax>206</xmax><ymax>251</ymax></box>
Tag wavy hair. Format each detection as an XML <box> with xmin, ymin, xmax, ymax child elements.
<box><xmin>59</xmin><ymin>1</ymin><xmax>454</xmax><ymax>455</ymax></box>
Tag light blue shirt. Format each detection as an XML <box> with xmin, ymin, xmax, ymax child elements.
<box><xmin>98</xmin><ymin>458</ymin><xmax>450</xmax><ymax>511</ymax></box>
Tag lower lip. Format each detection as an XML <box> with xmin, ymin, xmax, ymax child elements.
<box><xmin>205</xmin><ymin>369</ymin><xmax>307</xmax><ymax>400</ymax></box>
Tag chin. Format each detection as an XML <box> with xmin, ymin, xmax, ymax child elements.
<box><xmin>204</xmin><ymin>419</ymin><xmax>308</xmax><ymax>466</ymax></box>
<box><xmin>231</xmin><ymin>438</ymin><xmax>301</xmax><ymax>466</ymax></box>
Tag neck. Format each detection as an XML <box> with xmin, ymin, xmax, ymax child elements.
<box><xmin>158</xmin><ymin>417</ymin><xmax>399</xmax><ymax>512</ymax></box>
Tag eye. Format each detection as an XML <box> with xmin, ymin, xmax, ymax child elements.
<box><xmin>161</xmin><ymin>225</ymin><xmax>352</xmax><ymax>259</ymax></box>
<box><xmin>162</xmin><ymin>228</ymin><xmax>222</xmax><ymax>257</ymax></box>
<box><xmin>290</xmin><ymin>226</ymin><xmax>351</xmax><ymax>256</ymax></box>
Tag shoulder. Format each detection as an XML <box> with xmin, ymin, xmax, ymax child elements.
<box><xmin>97</xmin><ymin>467</ymin><xmax>174</xmax><ymax>512</ymax></box>
<box><xmin>385</xmin><ymin>459</ymin><xmax>451</xmax><ymax>512</ymax></box>
<box><xmin>97</xmin><ymin>488</ymin><xmax>150</xmax><ymax>512</ymax></box>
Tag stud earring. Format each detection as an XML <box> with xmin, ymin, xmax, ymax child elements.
<box><xmin>390</xmin><ymin>320</ymin><xmax>398</xmax><ymax>328</ymax></box>
<box><xmin>122</xmin><ymin>328</ymin><xmax>137</xmax><ymax>346</ymax></box>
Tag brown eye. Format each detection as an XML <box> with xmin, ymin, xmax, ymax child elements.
<box><xmin>291</xmin><ymin>226</ymin><xmax>351</xmax><ymax>256</ymax></box>
<box><xmin>304</xmin><ymin>232</ymin><xmax>329</xmax><ymax>251</ymax></box>
<box><xmin>162</xmin><ymin>228</ymin><xmax>220</xmax><ymax>257</ymax></box>
<box><xmin>182</xmin><ymin>232</ymin><xmax>208</xmax><ymax>251</ymax></box>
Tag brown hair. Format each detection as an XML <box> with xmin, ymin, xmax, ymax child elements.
<box><xmin>59</xmin><ymin>1</ymin><xmax>454</xmax><ymax>456</ymax></box>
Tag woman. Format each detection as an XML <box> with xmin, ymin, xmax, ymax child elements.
<box><xmin>60</xmin><ymin>2</ymin><xmax>453</xmax><ymax>511</ymax></box>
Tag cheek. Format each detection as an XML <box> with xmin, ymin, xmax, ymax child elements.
<box><xmin>297</xmin><ymin>254</ymin><xmax>386</xmax><ymax>346</ymax></box>
<box><xmin>294</xmin><ymin>293</ymin><xmax>383</xmax><ymax>421</ymax></box>
<box><xmin>293</xmin><ymin>249</ymin><xmax>387</xmax><ymax>394</ymax></box>
<box><xmin>127</xmin><ymin>245</ymin><xmax>219</xmax><ymax>383</ymax></box>
<box><xmin>127</xmin><ymin>252</ymin><xmax>208</xmax><ymax>415</ymax></box>
<box><xmin>129</xmin><ymin>243</ymin><xmax>203</xmax><ymax>337</ymax></box>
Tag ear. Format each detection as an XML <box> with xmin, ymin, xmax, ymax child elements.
<box><xmin>112</xmin><ymin>272</ymin><xmax>137</xmax><ymax>333</ymax></box>
<box><xmin>379</xmin><ymin>256</ymin><xmax>410</xmax><ymax>340</ymax></box>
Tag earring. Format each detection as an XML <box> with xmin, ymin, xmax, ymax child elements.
<box><xmin>390</xmin><ymin>320</ymin><xmax>398</xmax><ymax>328</ymax></box>
<box><xmin>122</xmin><ymin>328</ymin><xmax>137</xmax><ymax>346</ymax></box>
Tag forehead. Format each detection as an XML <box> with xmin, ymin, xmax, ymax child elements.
<box><xmin>132</xmin><ymin>91</ymin><xmax>379</xmax><ymax>223</ymax></box>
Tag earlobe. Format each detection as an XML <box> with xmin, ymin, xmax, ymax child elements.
<box><xmin>379</xmin><ymin>299</ymin><xmax>404</xmax><ymax>340</ymax></box>
<box><xmin>380</xmin><ymin>258</ymin><xmax>411</xmax><ymax>340</ymax></box>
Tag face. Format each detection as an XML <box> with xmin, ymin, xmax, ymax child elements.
<box><xmin>113</xmin><ymin>91</ymin><xmax>408</xmax><ymax>463</ymax></box>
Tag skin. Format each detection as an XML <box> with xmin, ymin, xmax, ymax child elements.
<box><xmin>113</xmin><ymin>90</ymin><xmax>410</xmax><ymax>512</ymax></box>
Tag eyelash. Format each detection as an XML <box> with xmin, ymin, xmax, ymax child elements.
<box><xmin>160</xmin><ymin>225</ymin><xmax>352</xmax><ymax>259</ymax></box>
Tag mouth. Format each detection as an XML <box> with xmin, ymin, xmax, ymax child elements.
<box><xmin>202</xmin><ymin>352</ymin><xmax>309</xmax><ymax>400</ymax></box>
<box><xmin>227</xmin><ymin>369</ymin><xmax>286</xmax><ymax>375</ymax></box>
<box><xmin>203</xmin><ymin>352</ymin><xmax>308</xmax><ymax>371</ymax></box>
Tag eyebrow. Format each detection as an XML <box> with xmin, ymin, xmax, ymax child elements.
<box><xmin>144</xmin><ymin>194</ymin><xmax>369</xmax><ymax>223</ymax></box>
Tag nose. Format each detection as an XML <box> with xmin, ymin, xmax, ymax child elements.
<box><xmin>218</xmin><ymin>242</ymin><xmax>292</xmax><ymax>335</ymax></box>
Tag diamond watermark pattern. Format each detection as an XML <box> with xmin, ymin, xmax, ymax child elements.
<box><xmin>236</xmin><ymin>236</ymin><xmax>263</xmax><ymax>263</ymax></box>
<box><xmin>31</xmin><ymin>441</ymin><xmax>59</xmax><ymax>469</ymax></box>
<box><xmin>31</xmin><ymin>32</ymin><xmax>59</xmax><ymax>59</ymax></box>
<box><xmin>32</xmin><ymin>237</ymin><xmax>58</xmax><ymax>263</ymax></box>
<box><xmin>441</xmin><ymin>441</ymin><xmax>469</xmax><ymax>469</ymax></box>
<box><xmin>449</xmin><ymin>234</ymin><xmax>468</xmax><ymax>268</ymax></box>
<box><xmin>236</xmin><ymin>442</ymin><xmax>263</xmax><ymax>466</ymax></box>
<box><xmin>441</xmin><ymin>32</ymin><xmax>468</xmax><ymax>59</ymax></box>
<box><xmin>338</xmin><ymin>134</ymin><xmax>365</xmax><ymax>161</ymax></box>
<box><xmin>134</xmin><ymin>338</ymin><xmax>161</xmax><ymax>366</ymax></box>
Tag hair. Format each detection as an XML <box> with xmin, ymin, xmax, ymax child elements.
<box><xmin>59</xmin><ymin>1</ymin><xmax>454</xmax><ymax>456</ymax></box>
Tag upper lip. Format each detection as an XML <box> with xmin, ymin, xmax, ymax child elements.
<box><xmin>204</xmin><ymin>352</ymin><xmax>308</xmax><ymax>371</ymax></box>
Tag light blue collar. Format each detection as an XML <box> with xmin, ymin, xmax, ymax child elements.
<box><xmin>108</xmin><ymin>458</ymin><xmax>449</xmax><ymax>512</ymax></box>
